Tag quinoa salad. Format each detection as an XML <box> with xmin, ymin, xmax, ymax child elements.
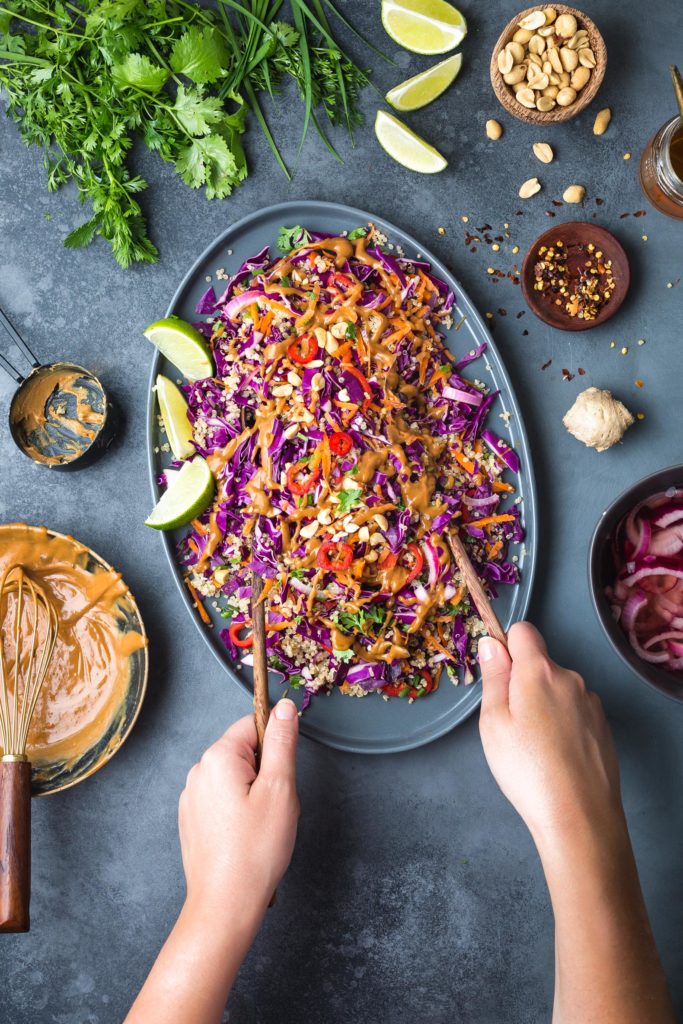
<box><xmin>176</xmin><ymin>224</ymin><xmax>524</xmax><ymax>707</ymax></box>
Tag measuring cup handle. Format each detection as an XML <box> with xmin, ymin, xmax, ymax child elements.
<box><xmin>0</xmin><ymin>760</ymin><xmax>31</xmax><ymax>933</ymax></box>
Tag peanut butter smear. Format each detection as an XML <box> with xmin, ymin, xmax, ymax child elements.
<box><xmin>10</xmin><ymin>363</ymin><xmax>106</xmax><ymax>466</ymax></box>
<box><xmin>0</xmin><ymin>525</ymin><xmax>147</xmax><ymax>767</ymax></box>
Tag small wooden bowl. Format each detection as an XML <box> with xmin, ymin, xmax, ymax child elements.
<box><xmin>521</xmin><ymin>221</ymin><xmax>630</xmax><ymax>331</ymax></box>
<box><xmin>490</xmin><ymin>4</ymin><xmax>606</xmax><ymax>124</ymax></box>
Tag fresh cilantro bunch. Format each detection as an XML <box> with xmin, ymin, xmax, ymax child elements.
<box><xmin>0</xmin><ymin>1</ymin><xmax>251</xmax><ymax>266</ymax></box>
<box><xmin>0</xmin><ymin>0</ymin><xmax>379</xmax><ymax>268</ymax></box>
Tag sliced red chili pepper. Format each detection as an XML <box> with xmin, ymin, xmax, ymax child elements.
<box><xmin>286</xmin><ymin>460</ymin><xmax>321</xmax><ymax>496</ymax></box>
<box><xmin>409</xmin><ymin>670</ymin><xmax>433</xmax><ymax>699</ymax></box>
<box><xmin>287</xmin><ymin>333</ymin><xmax>319</xmax><ymax>365</ymax></box>
<box><xmin>316</xmin><ymin>540</ymin><xmax>354</xmax><ymax>572</ymax></box>
<box><xmin>229</xmin><ymin>621</ymin><xmax>253</xmax><ymax>649</ymax></box>
<box><xmin>329</xmin><ymin>431</ymin><xmax>353</xmax><ymax>456</ymax></box>
<box><xmin>330</xmin><ymin>271</ymin><xmax>354</xmax><ymax>291</ymax></box>
<box><xmin>404</xmin><ymin>543</ymin><xmax>424</xmax><ymax>585</ymax></box>
<box><xmin>378</xmin><ymin>544</ymin><xmax>423</xmax><ymax>583</ymax></box>
<box><xmin>381</xmin><ymin>683</ymin><xmax>403</xmax><ymax>698</ymax></box>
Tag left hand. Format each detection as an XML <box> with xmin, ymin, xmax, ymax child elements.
<box><xmin>179</xmin><ymin>700</ymin><xmax>300</xmax><ymax>926</ymax></box>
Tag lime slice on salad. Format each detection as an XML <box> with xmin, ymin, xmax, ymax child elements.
<box><xmin>144</xmin><ymin>317</ymin><xmax>213</xmax><ymax>381</ymax></box>
<box><xmin>381</xmin><ymin>0</ymin><xmax>467</xmax><ymax>55</ymax></box>
<box><xmin>145</xmin><ymin>457</ymin><xmax>214</xmax><ymax>530</ymax></box>
<box><xmin>374</xmin><ymin>111</ymin><xmax>447</xmax><ymax>174</ymax></box>
<box><xmin>155</xmin><ymin>373</ymin><xmax>194</xmax><ymax>460</ymax></box>
<box><xmin>386</xmin><ymin>54</ymin><xmax>462</xmax><ymax>111</ymax></box>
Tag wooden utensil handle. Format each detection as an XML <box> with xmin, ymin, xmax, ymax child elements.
<box><xmin>0</xmin><ymin>760</ymin><xmax>31</xmax><ymax>933</ymax></box>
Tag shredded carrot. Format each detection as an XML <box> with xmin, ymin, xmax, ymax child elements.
<box><xmin>493</xmin><ymin>480</ymin><xmax>515</xmax><ymax>493</ymax></box>
<box><xmin>472</xmin><ymin>514</ymin><xmax>516</xmax><ymax>529</ymax></box>
<box><xmin>486</xmin><ymin>539</ymin><xmax>503</xmax><ymax>560</ymax></box>
<box><xmin>185</xmin><ymin>580</ymin><xmax>211</xmax><ymax>625</ymax></box>
<box><xmin>425</xmin><ymin>632</ymin><xmax>456</xmax><ymax>661</ymax></box>
<box><xmin>453</xmin><ymin>450</ymin><xmax>476</xmax><ymax>475</ymax></box>
<box><xmin>259</xmin><ymin>310</ymin><xmax>274</xmax><ymax>337</ymax></box>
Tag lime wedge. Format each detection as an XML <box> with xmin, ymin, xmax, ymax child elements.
<box><xmin>374</xmin><ymin>111</ymin><xmax>447</xmax><ymax>174</ymax></box>
<box><xmin>386</xmin><ymin>54</ymin><xmax>462</xmax><ymax>111</ymax></box>
<box><xmin>156</xmin><ymin>374</ymin><xmax>194</xmax><ymax>460</ymax></box>
<box><xmin>145</xmin><ymin>457</ymin><xmax>214</xmax><ymax>530</ymax></box>
<box><xmin>381</xmin><ymin>0</ymin><xmax>467</xmax><ymax>55</ymax></box>
<box><xmin>144</xmin><ymin>317</ymin><xmax>214</xmax><ymax>381</ymax></box>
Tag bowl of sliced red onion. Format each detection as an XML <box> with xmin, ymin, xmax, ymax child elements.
<box><xmin>590</xmin><ymin>466</ymin><xmax>683</xmax><ymax>702</ymax></box>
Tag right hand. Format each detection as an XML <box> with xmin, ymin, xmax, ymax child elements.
<box><xmin>478</xmin><ymin>622</ymin><xmax>623</xmax><ymax>846</ymax></box>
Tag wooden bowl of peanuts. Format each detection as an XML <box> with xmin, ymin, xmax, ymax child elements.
<box><xmin>490</xmin><ymin>5</ymin><xmax>606</xmax><ymax>124</ymax></box>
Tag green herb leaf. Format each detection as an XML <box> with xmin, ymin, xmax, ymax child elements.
<box><xmin>337</xmin><ymin>487</ymin><xmax>362</xmax><ymax>514</ymax></box>
<box><xmin>111</xmin><ymin>53</ymin><xmax>169</xmax><ymax>93</ymax></box>
<box><xmin>174</xmin><ymin>85</ymin><xmax>227</xmax><ymax>135</ymax></box>
<box><xmin>170</xmin><ymin>26</ymin><xmax>229</xmax><ymax>85</ymax></box>
<box><xmin>63</xmin><ymin>217</ymin><xmax>101</xmax><ymax>250</ymax></box>
<box><xmin>345</xmin><ymin>322</ymin><xmax>356</xmax><ymax>339</ymax></box>
<box><xmin>277</xmin><ymin>224</ymin><xmax>311</xmax><ymax>253</ymax></box>
<box><xmin>333</xmin><ymin>648</ymin><xmax>354</xmax><ymax>662</ymax></box>
<box><xmin>347</xmin><ymin>226</ymin><xmax>366</xmax><ymax>240</ymax></box>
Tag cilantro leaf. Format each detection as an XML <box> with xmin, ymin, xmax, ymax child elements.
<box><xmin>176</xmin><ymin>136</ymin><xmax>239</xmax><ymax>197</ymax></box>
<box><xmin>277</xmin><ymin>224</ymin><xmax>310</xmax><ymax>253</ymax></box>
<box><xmin>173</xmin><ymin>84</ymin><xmax>226</xmax><ymax>135</ymax></box>
<box><xmin>170</xmin><ymin>26</ymin><xmax>228</xmax><ymax>85</ymax></box>
<box><xmin>337</xmin><ymin>487</ymin><xmax>362</xmax><ymax>514</ymax></box>
<box><xmin>333</xmin><ymin>648</ymin><xmax>354</xmax><ymax>663</ymax></box>
<box><xmin>111</xmin><ymin>53</ymin><xmax>169</xmax><ymax>93</ymax></box>
<box><xmin>347</xmin><ymin>227</ymin><xmax>367</xmax><ymax>240</ymax></box>
<box><xmin>345</xmin><ymin>323</ymin><xmax>357</xmax><ymax>339</ymax></box>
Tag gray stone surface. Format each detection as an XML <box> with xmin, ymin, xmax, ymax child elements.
<box><xmin>1</xmin><ymin>1</ymin><xmax>682</xmax><ymax>1020</ymax></box>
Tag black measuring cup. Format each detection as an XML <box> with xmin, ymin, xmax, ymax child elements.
<box><xmin>0</xmin><ymin>307</ymin><xmax>117</xmax><ymax>470</ymax></box>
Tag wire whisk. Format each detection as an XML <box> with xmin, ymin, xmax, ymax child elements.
<box><xmin>0</xmin><ymin>565</ymin><xmax>58</xmax><ymax>932</ymax></box>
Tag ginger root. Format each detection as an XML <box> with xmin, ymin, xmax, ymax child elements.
<box><xmin>563</xmin><ymin>387</ymin><xmax>634</xmax><ymax>452</ymax></box>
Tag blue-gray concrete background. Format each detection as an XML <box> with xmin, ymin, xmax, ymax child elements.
<box><xmin>1</xmin><ymin>2</ymin><xmax>682</xmax><ymax>1021</ymax></box>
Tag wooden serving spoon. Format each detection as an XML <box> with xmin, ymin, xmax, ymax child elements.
<box><xmin>250</xmin><ymin>570</ymin><xmax>277</xmax><ymax>907</ymax></box>
<box><xmin>446</xmin><ymin>532</ymin><xmax>508</xmax><ymax>648</ymax></box>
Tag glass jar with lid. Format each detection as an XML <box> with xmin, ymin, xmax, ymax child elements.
<box><xmin>640</xmin><ymin>115</ymin><xmax>683</xmax><ymax>218</ymax></box>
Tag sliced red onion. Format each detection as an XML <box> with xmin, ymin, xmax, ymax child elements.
<box><xmin>621</xmin><ymin>590</ymin><xmax>648</xmax><ymax>632</ymax></box>
<box><xmin>632</xmin><ymin>516</ymin><xmax>651</xmax><ymax>559</ymax></box>
<box><xmin>648</xmin><ymin>524</ymin><xmax>683</xmax><ymax>557</ymax></box>
<box><xmin>423</xmin><ymin>537</ymin><xmax>441</xmax><ymax>588</ymax></box>
<box><xmin>289</xmin><ymin>577</ymin><xmax>312</xmax><ymax>595</ymax></box>
<box><xmin>649</xmin><ymin>500</ymin><xmax>683</xmax><ymax>528</ymax></box>
<box><xmin>622</xmin><ymin>558</ymin><xmax>683</xmax><ymax>588</ymax></box>
<box><xmin>628</xmin><ymin>630</ymin><xmax>671</xmax><ymax>663</ymax></box>
<box><xmin>643</xmin><ymin>630</ymin><xmax>683</xmax><ymax>650</ymax></box>
<box><xmin>463</xmin><ymin>494</ymin><xmax>499</xmax><ymax>509</ymax></box>
<box><xmin>442</xmin><ymin>385</ymin><xmax>484</xmax><ymax>407</ymax></box>
<box><xmin>413</xmin><ymin>583</ymin><xmax>430</xmax><ymax>604</ymax></box>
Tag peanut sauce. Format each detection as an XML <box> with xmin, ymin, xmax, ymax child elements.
<box><xmin>0</xmin><ymin>525</ymin><xmax>146</xmax><ymax>767</ymax></box>
<box><xmin>10</xmin><ymin>364</ymin><xmax>106</xmax><ymax>466</ymax></box>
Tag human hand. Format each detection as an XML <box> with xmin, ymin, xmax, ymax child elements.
<box><xmin>478</xmin><ymin>622</ymin><xmax>624</xmax><ymax>849</ymax></box>
<box><xmin>178</xmin><ymin>700</ymin><xmax>300</xmax><ymax>929</ymax></box>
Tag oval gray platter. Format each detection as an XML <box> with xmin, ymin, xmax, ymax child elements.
<box><xmin>147</xmin><ymin>200</ymin><xmax>538</xmax><ymax>754</ymax></box>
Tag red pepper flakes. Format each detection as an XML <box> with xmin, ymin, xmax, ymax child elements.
<box><xmin>541</xmin><ymin>359</ymin><xmax>552</xmax><ymax>370</ymax></box>
<box><xmin>635</xmin><ymin>379</ymin><xmax>645</xmax><ymax>388</ymax></box>
<box><xmin>562</xmin><ymin>368</ymin><xmax>575</xmax><ymax>381</ymax></box>
<box><xmin>578</xmin><ymin>367</ymin><xmax>586</xmax><ymax>375</ymax></box>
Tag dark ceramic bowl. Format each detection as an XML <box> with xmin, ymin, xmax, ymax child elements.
<box><xmin>589</xmin><ymin>465</ymin><xmax>683</xmax><ymax>703</ymax></box>
<box><xmin>521</xmin><ymin>222</ymin><xmax>630</xmax><ymax>331</ymax></box>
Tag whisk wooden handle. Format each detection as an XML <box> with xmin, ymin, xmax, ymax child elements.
<box><xmin>0</xmin><ymin>760</ymin><xmax>31</xmax><ymax>933</ymax></box>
